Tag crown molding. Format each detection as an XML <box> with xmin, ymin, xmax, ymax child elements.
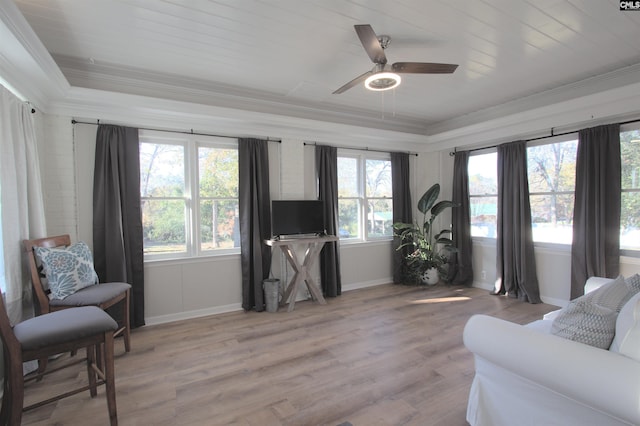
<box><xmin>0</xmin><ymin>0</ymin><xmax>69</xmax><ymax>109</ymax></box>
<box><xmin>427</xmin><ymin>62</ymin><xmax>640</xmax><ymax>136</ymax></box>
<box><xmin>424</xmin><ymin>77</ymin><xmax>640</xmax><ymax>152</ymax></box>
<box><xmin>50</xmin><ymin>86</ymin><xmax>430</xmax><ymax>151</ymax></box>
<box><xmin>53</xmin><ymin>54</ymin><xmax>430</xmax><ymax>137</ymax></box>
<box><xmin>5</xmin><ymin>2</ymin><xmax>640</xmax><ymax>153</ymax></box>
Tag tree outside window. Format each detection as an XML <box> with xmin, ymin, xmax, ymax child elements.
<box><xmin>337</xmin><ymin>153</ymin><xmax>393</xmax><ymax>241</ymax></box>
<box><xmin>527</xmin><ymin>140</ymin><xmax>577</xmax><ymax>244</ymax></box>
<box><xmin>140</xmin><ymin>132</ymin><xmax>239</xmax><ymax>258</ymax></box>
<box><xmin>140</xmin><ymin>142</ymin><xmax>186</xmax><ymax>254</ymax></box>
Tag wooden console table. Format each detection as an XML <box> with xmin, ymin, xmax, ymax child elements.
<box><xmin>265</xmin><ymin>235</ymin><xmax>338</xmax><ymax>312</ymax></box>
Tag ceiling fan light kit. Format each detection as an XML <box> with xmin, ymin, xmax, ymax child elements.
<box><xmin>333</xmin><ymin>24</ymin><xmax>458</xmax><ymax>95</ymax></box>
<box><xmin>365</xmin><ymin>72</ymin><xmax>401</xmax><ymax>91</ymax></box>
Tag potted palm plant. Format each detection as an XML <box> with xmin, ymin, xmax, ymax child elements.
<box><xmin>394</xmin><ymin>183</ymin><xmax>457</xmax><ymax>285</ymax></box>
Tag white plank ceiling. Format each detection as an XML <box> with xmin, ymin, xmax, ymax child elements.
<box><xmin>13</xmin><ymin>0</ymin><xmax>640</xmax><ymax>135</ymax></box>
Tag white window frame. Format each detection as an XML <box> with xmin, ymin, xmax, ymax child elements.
<box><xmin>468</xmin><ymin>148</ymin><xmax>498</xmax><ymax>241</ymax></box>
<box><xmin>620</xmin><ymin>123</ymin><xmax>640</xmax><ymax>256</ymax></box>
<box><xmin>140</xmin><ymin>130</ymin><xmax>239</xmax><ymax>261</ymax></box>
<box><xmin>467</xmin><ymin>127</ymin><xmax>640</xmax><ymax>256</ymax></box>
<box><xmin>526</xmin><ymin>134</ymin><xmax>578</xmax><ymax>248</ymax></box>
<box><xmin>337</xmin><ymin>150</ymin><xmax>393</xmax><ymax>243</ymax></box>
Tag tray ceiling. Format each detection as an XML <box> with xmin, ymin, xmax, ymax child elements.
<box><xmin>13</xmin><ymin>0</ymin><xmax>640</xmax><ymax>136</ymax></box>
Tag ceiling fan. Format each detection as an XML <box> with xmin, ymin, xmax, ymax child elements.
<box><xmin>333</xmin><ymin>24</ymin><xmax>458</xmax><ymax>94</ymax></box>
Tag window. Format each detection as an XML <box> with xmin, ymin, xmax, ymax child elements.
<box><xmin>527</xmin><ymin>139</ymin><xmax>577</xmax><ymax>244</ymax></box>
<box><xmin>468</xmin><ymin>151</ymin><xmax>497</xmax><ymax>238</ymax></box>
<box><xmin>337</xmin><ymin>153</ymin><xmax>393</xmax><ymax>240</ymax></box>
<box><xmin>621</xmin><ymin>128</ymin><xmax>640</xmax><ymax>251</ymax></box>
<box><xmin>467</xmin><ymin>131</ymin><xmax>640</xmax><ymax>252</ymax></box>
<box><xmin>468</xmin><ymin>137</ymin><xmax>578</xmax><ymax>244</ymax></box>
<box><xmin>140</xmin><ymin>131</ymin><xmax>239</xmax><ymax>258</ymax></box>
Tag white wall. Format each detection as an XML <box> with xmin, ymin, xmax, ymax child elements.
<box><xmin>40</xmin><ymin>114</ymin><xmax>398</xmax><ymax>325</ymax></box>
<box><xmin>37</xmin><ymin>104</ymin><xmax>640</xmax><ymax>324</ymax></box>
<box><xmin>40</xmin><ymin>115</ymin><xmax>78</xmax><ymax>239</ymax></box>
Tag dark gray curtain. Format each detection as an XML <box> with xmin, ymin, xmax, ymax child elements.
<box><xmin>494</xmin><ymin>141</ymin><xmax>541</xmax><ymax>303</ymax></box>
<box><xmin>239</xmin><ymin>138</ymin><xmax>272</xmax><ymax>311</ymax></box>
<box><xmin>94</xmin><ymin>124</ymin><xmax>145</xmax><ymax>327</ymax></box>
<box><xmin>391</xmin><ymin>152</ymin><xmax>413</xmax><ymax>284</ymax></box>
<box><xmin>570</xmin><ymin>124</ymin><xmax>621</xmax><ymax>299</ymax></box>
<box><xmin>451</xmin><ymin>151</ymin><xmax>473</xmax><ymax>286</ymax></box>
<box><xmin>315</xmin><ymin>145</ymin><xmax>342</xmax><ymax>297</ymax></box>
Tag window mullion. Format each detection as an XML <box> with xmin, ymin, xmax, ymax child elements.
<box><xmin>186</xmin><ymin>139</ymin><xmax>197</xmax><ymax>257</ymax></box>
<box><xmin>359</xmin><ymin>155</ymin><xmax>367</xmax><ymax>240</ymax></box>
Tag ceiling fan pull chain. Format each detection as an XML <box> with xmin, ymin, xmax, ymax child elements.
<box><xmin>393</xmin><ymin>88</ymin><xmax>396</xmax><ymax>118</ymax></box>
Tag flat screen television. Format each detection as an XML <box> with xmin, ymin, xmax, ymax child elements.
<box><xmin>271</xmin><ymin>200</ymin><xmax>325</xmax><ymax>237</ymax></box>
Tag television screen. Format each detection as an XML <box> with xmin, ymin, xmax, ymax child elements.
<box><xmin>271</xmin><ymin>200</ymin><xmax>325</xmax><ymax>237</ymax></box>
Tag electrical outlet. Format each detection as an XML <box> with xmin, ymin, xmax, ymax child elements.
<box><xmin>481</xmin><ymin>270</ymin><xmax>487</xmax><ymax>280</ymax></box>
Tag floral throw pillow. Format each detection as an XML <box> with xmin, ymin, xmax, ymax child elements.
<box><xmin>34</xmin><ymin>241</ymin><xmax>99</xmax><ymax>300</ymax></box>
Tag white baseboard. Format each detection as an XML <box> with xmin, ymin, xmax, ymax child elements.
<box><xmin>541</xmin><ymin>296</ymin><xmax>567</xmax><ymax>309</ymax></box>
<box><xmin>342</xmin><ymin>278</ymin><xmax>392</xmax><ymax>292</ymax></box>
<box><xmin>472</xmin><ymin>281</ymin><xmax>494</xmax><ymax>291</ymax></box>
<box><xmin>472</xmin><ymin>281</ymin><xmax>567</xmax><ymax>309</ymax></box>
<box><xmin>144</xmin><ymin>279</ymin><xmax>391</xmax><ymax>326</ymax></box>
<box><xmin>145</xmin><ymin>303</ymin><xmax>243</xmax><ymax>326</ymax></box>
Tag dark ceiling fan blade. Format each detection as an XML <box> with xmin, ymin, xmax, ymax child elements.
<box><xmin>332</xmin><ymin>70</ymin><xmax>373</xmax><ymax>94</ymax></box>
<box><xmin>392</xmin><ymin>62</ymin><xmax>458</xmax><ymax>74</ymax></box>
<box><xmin>354</xmin><ymin>24</ymin><xmax>387</xmax><ymax>65</ymax></box>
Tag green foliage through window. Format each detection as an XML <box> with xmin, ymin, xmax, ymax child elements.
<box><xmin>140</xmin><ymin>133</ymin><xmax>239</xmax><ymax>257</ymax></box>
<box><xmin>337</xmin><ymin>154</ymin><xmax>393</xmax><ymax>240</ymax></box>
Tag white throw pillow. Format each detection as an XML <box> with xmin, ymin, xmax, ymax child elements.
<box><xmin>609</xmin><ymin>292</ymin><xmax>640</xmax><ymax>361</ymax></box>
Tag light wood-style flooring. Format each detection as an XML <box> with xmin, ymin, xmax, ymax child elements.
<box><xmin>21</xmin><ymin>284</ymin><xmax>557</xmax><ymax>426</ymax></box>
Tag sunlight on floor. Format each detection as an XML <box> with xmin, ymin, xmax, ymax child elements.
<box><xmin>411</xmin><ymin>296</ymin><xmax>471</xmax><ymax>304</ymax></box>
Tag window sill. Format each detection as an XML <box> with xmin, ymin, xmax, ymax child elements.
<box><xmin>339</xmin><ymin>238</ymin><xmax>393</xmax><ymax>248</ymax></box>
<box><xmin>144</xmin><ymin>251</ymin><xmax>240</xmax><ymax>266</ymax></box>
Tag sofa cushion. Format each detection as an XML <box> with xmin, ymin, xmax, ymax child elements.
<box><xmin>34</xmin><ymin>241</ymin><xmax>99</xmax><ymax>300</ymax></box>
<box><xmin>551</xmin><ymin>298</ymin><xmax>618</xmax><ymax>349</ymax></box>
<box><xmin>609</xmin><ymin>291</ymin><xmax>640</xmax><ymax>360</ymax></box>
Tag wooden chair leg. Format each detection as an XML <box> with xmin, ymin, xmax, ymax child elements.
<box><xmin>103</xmin><ymin>332</ymin><xmax>118</xmax><ymax>426</ymax></box>
<box><xmin>87</xmin><ymin>345</ymin><xmax>98</xmax><ymax>397</ymax></box>
<box><xmin>0</xmin><ymin>355</ymin><xmax>11</xmax><ymax>424</ymax></box>
<box><xmin>36</xmin><ymin>357</ymin><xmax>48</xmax><ymax>381</ymax></box>
<box><xmin>123</xmin><ymin>289</ymin><xmax>131</xmax><ymax>352</ymax></box>
<box><xmin>96</xmin><ymin>342</ymin><xmax>104</xmax><ymax>371</ymax></box>
<box><xmin>7</xmin><ymin>356</ymin><xmax>25</xmax><ymax>426</ymax></box>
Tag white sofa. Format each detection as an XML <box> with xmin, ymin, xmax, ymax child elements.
<box><xmin>464</xmin><ymin>277</ymin><xmax>640</xmax><ymax>426</ymax></box>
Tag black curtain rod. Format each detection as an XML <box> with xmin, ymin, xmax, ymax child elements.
<box><xmin>71</xmin><ymin>119</ymin><xmax>281</xmax><ymax>143</ymax></box>
<box><xmin>303</xmin><ymin>141</ymin><xmax>418</xmax><ymax>157</ymax></box>
<box><xmin>449</xmin><ymin>117</ymin><xmax>640</xmax><ymax>156</ymax></box>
